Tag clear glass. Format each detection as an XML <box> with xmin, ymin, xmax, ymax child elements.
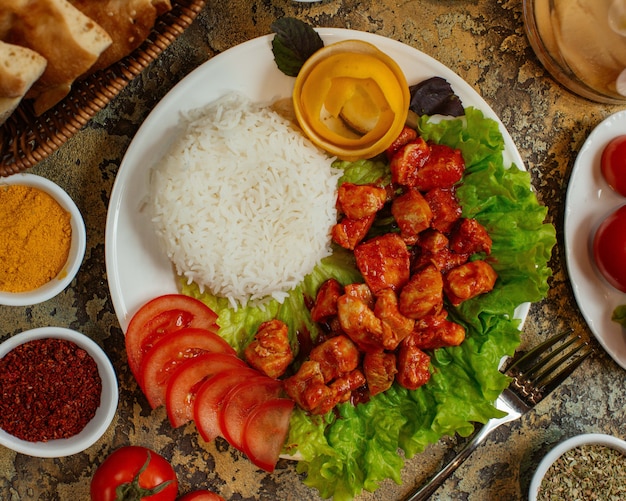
<box><xmin>523</xmin><ymin>0</ymin><xmax>626</xmax><ymax>104</ymax></box>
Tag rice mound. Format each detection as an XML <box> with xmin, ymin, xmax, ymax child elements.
<box><xmin>150</xmin><ymin>92</ymin><xmax>341</xmax><ymax>309</ymax></box>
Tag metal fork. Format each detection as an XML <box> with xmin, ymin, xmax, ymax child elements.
<box><xmin>403</xmin><ymin>330</ymin><xmax>594</xmax><ymax>501</ymax></box>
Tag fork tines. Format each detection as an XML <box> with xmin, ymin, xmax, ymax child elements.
<box><xmin>503</xmin><ymin>330</ymin><xmax>594</xmax><ymax>404</ymax></box>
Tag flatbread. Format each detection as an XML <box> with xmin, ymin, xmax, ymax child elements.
<box><xmin>0</xmin><ymin>40</ymin><xmax>47</xmax><ymax>124</ymax></box>
<box><xmin>0</xmin><ymin>0</ymin><xmax>173</xmax><ymax>120</ymax></box>
<box><xmin>69</xmin><ymin>0</ymin><xmax>172</xmax><ymax>72</ymax></box>
<box><xmin>1</xmin><ymin>0</ymin><xmax>112</xmax><ymax>115</ymax></box>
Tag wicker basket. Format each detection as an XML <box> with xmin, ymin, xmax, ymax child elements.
<box><xmin>0</xmin><ymin>0</ymin><xmax>206</xmax><ymax>177</ymax></box>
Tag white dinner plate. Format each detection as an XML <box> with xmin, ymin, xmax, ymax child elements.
<box><xmin>564</xmin><ymin>110</ymin><xmax>626</xmax><ymax>370</ymax></box>
<box><xmin>105</xmin><ymin>28</ymin><xmax>528</xmax><ymax>331</ymax></box>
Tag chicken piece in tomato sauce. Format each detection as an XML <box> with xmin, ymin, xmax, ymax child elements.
<box><xmin>337</xmin><ymin>183</ymin><xmax>387</xmax><ymax>220</ymax></box>
<box><xmin>332</xmin><ymin>214</ymin><xmax>376</xmax><ymax>250</ymax></box>
<box><xmin>363</xmin><ymin>350</ymin><xmax>397</xmax><ymax>396</ymax></box>
<box><xmin>328</xmin><ymin>369</ymin><xmax>366</xmax><ymax>407</ymax></box>
<box><xmin>411</xmin><ymin>143</ymin><xmax>465</xmax><ymax>192</ymax></box>
<box><xmin>391</xmin><ymin>188</ymin><xmax>433</xmax><ymax>245</ymax></box>
<box><xmin>385</xmin><ymin>125</ymin><xmax>418</xmax><ymax>160</ymax></box>
<box><xmin>411</xmin><ymin>229</ymin><xmax>469</xmax><ymax>274</ymax></box>
<box><xmin>399</xmin><ymin>264</ymin><xmax>444</xmax><ymax>320</ymax></box>
<box><xmin>354</xmin><ymin>233</ymin><xmax>411</xmax><ymax>295</ymax></box>
<box><xmin>336</xmin><ymin>294</ymin><xmax>386</xmax><ymax>352</ymax></box>
<box><xmin>408</xmin><ymin>314</ymin><xmax>466</xmax><ymax>350</ymax></box>
<box><xmin>309</xmin><ymin>335</ymin><xmax>360</xmax><ymax>382</ymax></box>
<box><xmin>343</xmin><ymin>282</ymin><xmax>374</xmax><ymax>308</ymax></box>
<box><xmin>310</xmin><ymin>278</ymin><xmax>343</xmax><ymax>322</ymax></box>
<box><xmin>373</xmin><ymin>288</ymin><xmax>414</xmax><ymax>350</ymax></box>
<box><xmin>284</xmin><ymin>359</ymin><xmax>366</xmax><ymax>415</ymax></box>
<box><xmin>443</xmin><ymin>260</ymin><xmax>498</xmax><ymax>306</ymax></box>
<box><xmin>396</xmin><ymin>342</ymin><xmax>431</xmax><ymax>390</ymax></box>
<box><xmin>449</xmin><ymin>217</ymin><xmax>493</xmax><ymax>256</ymax></box>
<box><xmin>424</xmin><ymin>187</ymin><xmax>463</xmax><ymax>234</ymax></box>
<box><xmin>244</xmin><ymin>319</ymin><xmax>293</xmax><ymax>378</ymax></box>
<box><xmin>389</xmin><ymin>136</ymin><xmax>431</xmax><ymax>187</ymax></box>
<box><xmin>283</xmin><ymin>360</ymin><xmax>330</xmax><ymax>413</ymax></box>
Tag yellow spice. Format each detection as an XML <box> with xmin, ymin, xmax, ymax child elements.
<box><xmin>0</xmin><ymin>184</ymin><xmax>72</xmax><ymax>293</ymax></box>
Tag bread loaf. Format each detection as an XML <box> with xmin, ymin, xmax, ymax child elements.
<box><xmin>0</xmin><ymin>40</ymin><xmax>47</xmax><ymax>124</ymax></box>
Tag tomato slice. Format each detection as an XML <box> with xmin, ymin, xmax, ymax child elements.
<box><xmin>139</xmin><ymin>327</ymin><xmax>236</xmax><ymax>408</ymax></box>
<box><xmin>243</xmin><ymin>398</ymin><xmax>294</xmax><ymax>472</ymax></box>
<box><xmin>219</xmin><ymin>377</ymin><xmax>284</xmax><ymax>452</ymax></box>
<box><xmin>593</xmin><ymin>204</ymin><xmax>626</xmax><ymax>292</ymax></box>
<box><xmin>165</xmin><ymin>352</ymin><xmax>248</xmax><ymax>428</ymax></box>
<box><xmin>193</xmin><ymin>368</ymin><xmax>260</xmax><ymax>443</ymax></box>
<box><xmin>601</xmin><ymin>135</ymin><xmax>626</xmax><ymax>197</ymax></box>
<box><xmin>125</xmin><ymin>295</ymin><xmax>218</xmax><ymax>382</ymax></box>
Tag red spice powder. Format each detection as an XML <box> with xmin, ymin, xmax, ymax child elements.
<box><xmin>0</xmin><ymin>337</ymin><xmax>102</xmax><ymax>442</ymax></box>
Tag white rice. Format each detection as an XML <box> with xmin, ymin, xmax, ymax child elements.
<box><xmin>150</xmin><ymin>92</ymin><xmax>341</xmax><ymax>309</ymax></box>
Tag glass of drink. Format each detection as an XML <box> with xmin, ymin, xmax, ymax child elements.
<box><xmin>523</xmin><ymin>0</ymin><xmax>626</xmax><ymax>104</ymax></box>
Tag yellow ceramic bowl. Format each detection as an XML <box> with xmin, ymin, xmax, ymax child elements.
<box><xmin>293</xmin><ymin>39</ymin><xmax>410</xmax><ymax>161</ymax></box>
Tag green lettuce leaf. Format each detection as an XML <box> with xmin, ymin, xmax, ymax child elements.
<box><xmin>183</xmin><ymin>107</ymin><xmax>556</xmax><ymax>500</ymax></box>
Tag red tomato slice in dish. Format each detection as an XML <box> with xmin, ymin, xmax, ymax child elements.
<box><xmin>219</xmin><ymin>377</ymin><xmax>284</xmax><ymax>452</ymax></box>
<box><xmin>243</xmin><ymin>398</ymin><xmax>294</xmax><ymax>472</ymax></box>
<box><xmin>194</xmin><ymin>368</ymin><xmax>260</xmax><ymax>443</ymax></box>
<box><xmin>166</xmin><ymin>352</ymin><xmax>248</xmax><ymax>428</ymax></box>
<box><xmin>601</xmin><ymin>135</ymin><xmax>626</xmax><ymax>197</ymax></box>
<box><xmin>140</xmin><ymin>327</ymin><xmax>236</xmax><ymax>408</ymax></box>
<box><xmin>125</xmin><ymin>295</ymin><xmax>218</xmax><ymax>383</ymax></box>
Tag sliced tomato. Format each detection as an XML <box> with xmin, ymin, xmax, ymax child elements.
<box><xmin>140</xmin><ymin>327</ymin><xmax>236</xmax><ymax>408</ymax></box>
<box><xmin>243</xmin><ymin>398</ymin><xmax>294</xmax><ymax>472</ymax></box>
<box><xmin>125</xmin><ymin>295</ymin><xmax>218</xmax><ymax>383</ymax></box>
<box><xmin>193</xmin><ymin>368</ymin><xmax>260</xmax><ymax>443</ymax></box>
<box><xmin>165</xmin><ymin>352</ymin><xmax>248</xmax><ymax>428</ymax></box>
<box><xmin>219</xmin><ymin>377</ymin><xmax>284</xmax><ymax>451</ymax></box>
<box><xmin>601</xmin><ymin>135</ymin><xmax>626</xmax><ymax>197</ymax></box>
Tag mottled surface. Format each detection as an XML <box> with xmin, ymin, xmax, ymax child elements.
<box><xmin>1</xmin><ymin>1</ymin><xmax>625</xmax><ymax>500</ymax></box>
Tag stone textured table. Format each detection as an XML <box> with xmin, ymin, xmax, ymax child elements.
<box><xmin>1</xmin><ymin>1</ymin><xmax>625</xmax><ymax>500</ymax></box>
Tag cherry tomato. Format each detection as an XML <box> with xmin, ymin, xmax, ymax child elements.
<box><xmin>177</xmin><ymin>491</ymin><xmax>225</xmax><ymax>501</ymax></box>
<box><xmin>125</xmin><ymin>295</ymin><xmax>218</xmax><ymax>384</ymax></box>
<box><xmin>165</xmin><ymin>352</ymin><xmax>247</xmax><ymax>428</ymax></box>
<box><xmin>593</xmin><ymin>205</ymin><xmax>626</xmax><ymax>293</ymax></box>
<box><xmin>601</xmin><ymin>135</ymin><xmax>626</xmax><ymax>197</ymax></box>
<box><xmin>140</xmin><ymin>327</ymin><xmax>237</xmax><ymax>408</ymax></box>
<box><xmin>90</xmin><ymin>446</ymin><xmax>177</xmax><ymax>501</ymax></box>
<box><xmin>243</xmin><ymin>398</ymin><xmax>294</xmax><ymax>473</ymax></box>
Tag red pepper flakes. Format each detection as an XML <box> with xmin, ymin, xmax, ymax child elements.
<box><xmin>0</xmin><ymin>337</ymin><xmax>102</xmax><ymax>442</ymax></box>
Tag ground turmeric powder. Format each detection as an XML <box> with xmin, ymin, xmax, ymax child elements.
<box><xmin>0</xmin><ymin>184</ymin><xmax>72</xmax><ymax>293</ymax></box>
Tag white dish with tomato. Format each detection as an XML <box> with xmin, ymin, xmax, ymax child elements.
<box><xmin>565</xmin><ymin>110</ymin><xmax>626</xmax><ymax>369</ymax></box>
<box><xmin>106</xmin><ymin>27</ymin><xmax>556</xmax><ymax>499</ymax></box>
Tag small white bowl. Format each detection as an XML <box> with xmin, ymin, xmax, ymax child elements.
<box><xmin>0</xmin><ymin>173</ymin><xmax>86</xmax><ymax>306</ymax></box>
<box><xmin>0</xmin><ymin>327</ymin><xmax>118</xmax><ymax>457</ymax></box>
<box><xmin>529</xmin><ymin>433</ymin><xmax>626</xmax><ymax>500</ymax></box>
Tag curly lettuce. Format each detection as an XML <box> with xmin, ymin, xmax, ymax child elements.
<box><xmin>182</xmin><ymin>107</ymin><xmax>556</xmax><ymax>500</ymax></box>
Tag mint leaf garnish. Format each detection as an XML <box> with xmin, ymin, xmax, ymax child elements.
<box><xmin>271</xmin><ymin>17</ymin><xmax>324</xmax><ymax>77</ymax></box>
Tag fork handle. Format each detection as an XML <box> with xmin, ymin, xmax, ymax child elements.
<box><xmin>403</xmin><ymin>418</ymin><xmax>504</xmax><ymax>501</ymax></box>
